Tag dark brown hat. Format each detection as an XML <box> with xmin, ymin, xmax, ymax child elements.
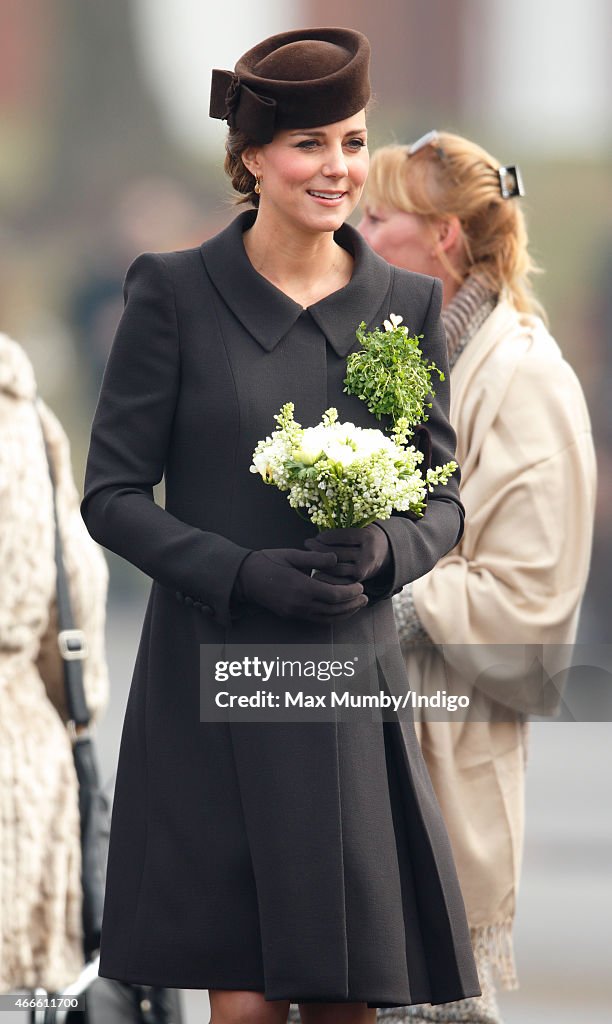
<box><xmin>209</xmin><ymin>27</ymin><xmax>371</xmax><ymax>144</ymax></box>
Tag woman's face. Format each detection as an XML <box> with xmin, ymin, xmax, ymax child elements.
<box><xmin>359</xmin><ymin>203</ymin><xmax>438</xmax><ymax>277</ymax></box>
<box><xmin>244</xmin><ymin>111</ymin><xmax>369</xmax><ymax>233</ymax></box>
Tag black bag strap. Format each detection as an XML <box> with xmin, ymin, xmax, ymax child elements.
<box><xmin>36</xmin><ymin>398</ymin><xmax>91</xmax><ymax>730</ymax></box>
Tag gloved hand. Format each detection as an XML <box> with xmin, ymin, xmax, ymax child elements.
<box><xmin>304</xmin><ymin>524</ymin><xmax>392</xmax><ymax>584</ymax></box>
<box><xmin>234</xmin><ymin>548</ymin><xmax>368</xmax><ymax>623</ymax></box>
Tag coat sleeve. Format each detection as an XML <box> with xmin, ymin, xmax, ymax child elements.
<box><xmin>80</xmin><ymin>252</ymin><xmax>252</xmax><ymax>627</ymax></box>
<box><xmin>364</xmin><ymin>276</ymin><xmax>465</xmax><ymax>601</ymax></box>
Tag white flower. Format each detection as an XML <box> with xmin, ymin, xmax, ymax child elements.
<box><xmin>323</xmin><ymin>440</ymin><xmax>359</xmax><ymax>467</ymax></box>
<box><xmin>383</xmin><ymin>313</ymin><xmax>404</xmax><ymax>331</ymax></box>
<box><xmin>251</xmin><ymin>452</ymin><xmax>275</xmax><ymax>481</ymax></box>
<box><xmin>292</xmin><ymin>425</ymin><xmax>325</xmax><ymax>465</ymax></box>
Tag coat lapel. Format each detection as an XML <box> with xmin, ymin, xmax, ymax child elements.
<box><xmin>199</xmin><ymin>210</ymin><xmax>393</xmax><ymax>357</ymax></box>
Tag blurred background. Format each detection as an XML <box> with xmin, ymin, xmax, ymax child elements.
<box><xmin>1</xmin><ymin>0</ymin><xmax>610</xmax><ymax>1021</ymax></box>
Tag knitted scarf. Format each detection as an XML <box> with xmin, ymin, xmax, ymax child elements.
<box><xmin>443</xmin><ymin>274</ymin><xmax>498</xmax><ymax>370</ymax></box>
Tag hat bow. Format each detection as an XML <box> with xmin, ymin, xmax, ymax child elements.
<box><xmin>209</xmin><ymin>68</ymin><xmax>277</xmax><ymax>142</ymax></box>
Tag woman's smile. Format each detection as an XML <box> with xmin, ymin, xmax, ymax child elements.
<box><xmin>306</xmin><ymin>188</ymin><xmax>349</xmax><ymax>205</ymax></box>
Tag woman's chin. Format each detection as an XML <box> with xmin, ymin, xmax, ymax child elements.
<box><xmin>296</xmin><ymin>201</ymin><xmax>354</xmax><ymax>233</ymax></box>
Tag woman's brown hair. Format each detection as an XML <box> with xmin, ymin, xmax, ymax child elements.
<box><xmin>224</xmin><ymin>127</ymin><xmax>260</xmax><ymax>209</ymax></box>
<box><xmin>365</xmin><ymin>133</ymin><xmax>546</xmax><ymax>320</ymax></box>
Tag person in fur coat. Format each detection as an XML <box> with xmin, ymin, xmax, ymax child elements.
<box><xmin>356</xmin><ymin>133</ymin><xmax>597</xmax><ymax>1024</ymax></box>
<box><xmin>0</xmin><ymin>331</ymin><xmax>109</xmax><ymax>993</ymax></box>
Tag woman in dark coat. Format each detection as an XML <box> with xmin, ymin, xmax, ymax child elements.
<box><xmin>81</xmin><ymin>27</ymin><xmax>481</xmax><ymax>1024</ymax></box>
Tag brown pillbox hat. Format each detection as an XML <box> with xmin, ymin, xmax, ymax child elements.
<box><xmin>209</xmin><ymin>27</ymin><xmax>371</xmax><ymax>144</ymax></box>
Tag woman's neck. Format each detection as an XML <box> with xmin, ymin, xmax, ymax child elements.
<box><xmin>242</xmin><ymin>207</ymin><xmax>353</xmax><ymax>308</ymax></box>
<box><xmin>435</xmin><ymin>266</ymin><xmax>461</xmax><ymax>309</ymax></box>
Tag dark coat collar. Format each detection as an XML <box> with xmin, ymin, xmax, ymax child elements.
<box><xmin>200</xmin><ymin>209</ymin><xmax>392</xmax><ymax>357</ymax></box>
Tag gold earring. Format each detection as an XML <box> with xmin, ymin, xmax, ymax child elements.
<box><xmin>254</xmin><ymin>176</ymin><xmax>261</xmax><ymax>195</ymax></box>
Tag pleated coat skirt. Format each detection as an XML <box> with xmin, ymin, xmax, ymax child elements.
<box><xmin>81</xmin><ymin>209</ymin><xmax>481</xmax><ymax>1007</ymax></box>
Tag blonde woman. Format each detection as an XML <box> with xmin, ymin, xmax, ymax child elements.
<box><xmin>358</xmin><ymin>132</ymin><xmax>597</xmax><ymax>1023</ymax></box>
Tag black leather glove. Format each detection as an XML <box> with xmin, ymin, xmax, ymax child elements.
<box><xmin>304</xmin><ymin>524</ymin><xmax>392</xmax><ymax>584</ymax></box>
<box><xmin>234</xmin><ymin>548</ymin><xmax>368</xmax><ymax>623</ymax></box>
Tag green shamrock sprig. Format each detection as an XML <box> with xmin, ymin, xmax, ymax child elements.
<box><xmin>343</xmin><ymin>314</ymin><xmax>445</xmax><ymax>433</ymax></box>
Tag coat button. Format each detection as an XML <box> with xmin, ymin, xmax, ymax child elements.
<box><xmin>184</xmin><ymin>595</ymin><xmax>194</xmax><ymax>607</ymax></box>
<box><xmin>200</xmin><ymin>605</ymin><xmax>213</xmax><ymax>615</ymax></box>
<box><xmin>193</xmin><ymin>600</ymin><xmax>202</xmax><ymax>610</ymax></box>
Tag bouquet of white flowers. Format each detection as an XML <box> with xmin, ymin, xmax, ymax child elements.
<box><xmin>251</xmin><ymin>403</ymin><xmax>457</xmax><ymax>530</ymax></box>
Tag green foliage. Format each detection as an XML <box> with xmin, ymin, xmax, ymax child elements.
<box><xmin>344</xmin><ymin>320</ymin><xmax>445</xmax><ymax>431</ymax></box>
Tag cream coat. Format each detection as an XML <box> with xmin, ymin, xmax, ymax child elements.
<box><xmin>401</xmin><ymin>301</ymin><xmax>597</xmax><ymax>987</ymax></box>
<box><xmin>0</xmin><ymin>332</ymin><xmax>109</xmax><ymax>993</ymax></box>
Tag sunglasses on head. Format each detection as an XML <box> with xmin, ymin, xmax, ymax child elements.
<box><xmin>407</xmin><ymin>129</ymin><xmax>525</xmax><ymax>199</ymax></box>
